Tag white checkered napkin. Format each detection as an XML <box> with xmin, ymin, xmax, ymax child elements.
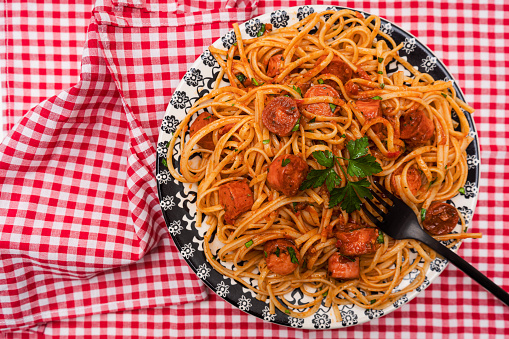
<box><xmin>0</xmin><ymin>19</ymin><xmax>209</xmax><ymax>332</ymax></box>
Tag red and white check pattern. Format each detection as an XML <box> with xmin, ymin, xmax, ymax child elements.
<box><xmin>1</xmin><ymin>0</ymin><xmax>509</xmax><ymax>338</ymax></box>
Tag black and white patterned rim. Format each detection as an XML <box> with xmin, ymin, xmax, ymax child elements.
<box><xmin>156</xmin><ymin>6</ymin><xmax>481</xmax><ymax>329</ymax></box>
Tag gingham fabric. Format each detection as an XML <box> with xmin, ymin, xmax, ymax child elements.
<box><xmin>1</xmin><ymin>0</ymin><xmax>508</xmax><ymax>338</ymax></box>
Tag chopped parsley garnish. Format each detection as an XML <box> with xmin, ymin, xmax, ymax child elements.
<box><xmin>377</xmin><ymin>230</ymin><xmax>384</xmax><ymax>243</ymax></box>
<box><xmin>264</xmin><ymin>251</ymin><xmax>268</xmax><ymax>258</ymax></box>
<box><xmin>275</xmin><ymin>247</ymin><xmax>280</xmax><ymax>257</ymax></box>
<box><xmin>322</xmin><ymin>291</ymin><xmax>328</xmax><ymax>297</ymax></box>
<box><xmin>380</xmin><ymin>83</ymin><xmax>385</xmax><ymax>89</ymax></box>
<box><xmin>378</xmin><ymin>57</ymin><xmax>384</xmax><ymax>63</ymax></box>
<box><xmin>420</xmin><ymin>208</ymin><xmax>427</xmax><ymax>222</ymax></box>
<box><xmin>252</xmin><ymin>78</ymin><xmax>263</xmax><ymax>86</ymax></box>
<box><xmin>282</xmin><ymin>158</ymin><xmax>291</xmax><ymax>167</ymax></box>
<box><xmin>299</xmin><ymin>150</ymin><xmax>342</xmax><ymax>192</ymax></box>
<box><xmin>372</xmin><ymin>96</ymin><xmax>383</xmax><ymax>100</ymax></box>
<box><xmin>262</xmin><ymin>139</ymin><xmax>270</xmax><ymax>144</ymax></box>
<box><xmin>341</xmin><ymin>255</ymin><xmax>356</xmax><ymax>262</ymax></box>
<box><xmin>161</xmin><ymin>158</ymin><xmax>168</xmax><ymax>167</ymax></box>
<box><xmin>330</xmin><ymin>137</ymin><xmax>383</xmax><ymax>212</ymax></box>
<box><xmin>233</xmin><ymin>42</ymin><xmax>237</xmax><ymax>46</ymax></box>
<box><xmin>377</xmin><ymin>71</ymin><xmax>383</xmax><ymax>74</ymax></box>
<box><xmin>370</xmin><ymin>299</ymin><xmax>376</xmax><ymax>304</ymax></box>
<box><xmin>287</xmin><ymin>247</ymin><xmax>299</xmax><ymax>264</ymax></box>
<box><xmin>291</xmin><ymin>117</ymin><xmax>301</xmax><ymax>132</ymax></box>
<box><xmin>257</xmin><ymin>23</ymin><xmax>266</xmax><ymax>37</ymax></box>
<box><xmin>441</xmin><ymin>93</ymin><xmax>448</xmax><ymax>98</ymax></box>
<box><xmin>285</xmin><ymin>309</ymin><xmax>290</xmax><ymax>314</ymax></box>
<box><xmin>309</xmin><ymin>117</ymin><xmax>316</xmax><ymax>123</ymax></box>
<box><xmin>318</xmin><ymin>78</ymin><xmax>324</xmax><ymax>84</ymax></box>
<box><xmin>292</xmin><ymin>85</ymin><xmax>302</xmax><ymax>96</ymax></box>
<box><xmin>341</xmin><ymin>134</ymin><xmax>346</xmax><ymax>138</ymax></box>
<box><xmin>203</xmin><ymin>115</ymin><xmax>212</xmax><ymax>120</ymax></box>
<box><xmin>245</xmin><ymin>240</ymin><xmax>253</xmax><ymax>248</ymax></box>
<box><xmin>236</xmin><ymin>73</ymin><xmax>246</xmax><ymax>82</ymax></box>
<box><xmin>299</xmin><ymin>137</ymin><xmax>382</xmax><ymax>213</ymax></box>
<box><xmin>329</xmin><ymin>103</ymin><xmax>337</xmax><ymax>112</ymax></box>
<box><xmin>293</xmin><ymin>202</ymin><xmax>298</xmax><ymax>212</ymax></box>
<box><xmin>459</xmin><ymin>187</ymin><xmax>466</xmax><ymax>195</ymax></box>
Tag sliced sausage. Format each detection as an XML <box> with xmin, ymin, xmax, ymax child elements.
<box><xmin>335</xmin><ymin>222</ymin><xmax>366</xmax><ymax>233</ymax></box>
<box><xmin>391</xmin><ymin>166</ymin><xmax>423</xmax><ymax>197</ymax></box>
<box><xmin>261</xmin><ymin>96</ymin><xmax>300</xmax><ymax>137</ymax></box>
<box><xmin>218</xmin><ymin>180</ymin><xmax>254</xmax><ymax>224</ymax></box>
<box><xmin>267</xmin><ymin>54</ymin><xmax>285</xmax><ymax>77</ymax></box>
<box><xmin>345</xmin><ymin>81</ymin><xmax>359</xmax><ymax>96</ymax></box>
<box><xmin>336</xmin><ymin>228</ymin><xmax>380</xmax><ymax>256</ymax></box>
<box><xmin>400</xmin><ymin>110</ymin><xmax>434</xmax><ymax>147</ymax></box>
<box><xmin>189</xmin><ymin>112</ymin><xmax>217</xmax><ymax>150</ymax></box>
<box><xmin>315</xmin><ymin>55</ymin><xmax>353</xmax><ymax>84</ymax></box>
<box><xmin>328</xmin><ymin>252</ymin><xmax>360</xmax><ymax>279</ymax></box>
<box><xmin>423</xmin><ymin>202</ymin><xmax>459</xmax><ymax>235</ymax></box>
<box><xmin>218</xmin><ymin>123</ymin><xmax>236</xmax><ymax>137</ymax></box>
<box><xmin>356</xmin><ymin>99</ymin><xmax>381</xmax><ymax>121</ymax></box>
<box><xmin>303</xmin><ymin>84</ymin><xmax>341</xmax><ymax>117</ymax></box>
<box><xmin>267</xmin><ymin>154</ymin><xmax>308</xmax><ymax>196</ymax></box>
<box><xmin>264</xmin><ymin>239</ymin><xmax>300</xmax><ymax>275</ymax></box>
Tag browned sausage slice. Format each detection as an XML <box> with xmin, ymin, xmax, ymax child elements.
<box><xmin>400</xmin><ymin>110</ymin><xmax>434</xmax><ymax>147</ymax></box>
<box><xmin>189</xmin><ymin>112</ymin><xmax>217</xmax><ymax>150</ymax></box>
<box><xmin>328</xmin><ymin>252</ymin><xmax>360</xmax><ymax>279</ymax></box>
<box><xmin>356</xmin><ymin>99</ymin><xmax>381</xmax><ymax>121</ymax></box>
<box><xmin>315</xmin><ymin>55</ymin><xmax>353</xmax><ymax>84</ymax></box>
<box><xmin>261</xmin><ymin>96</ymin><xmax>300</xmax><ymax>137</ymax></box>
<box><xmin>303</xmin><ymin>84</ymin><xmax>341</xmax><ymax>117</ymax></box>
<box><xmin>267</xmin><ymin>54</ymin><xmax>285</xmax><ymax>77</ymax></box>
<box><xmin>267</xmin><ymin>154</ymin><xmax>308</xmax><ymax>196</ymax></box>
<box><xmin>336</xmin><ymin>228</ymin><xmax>379</xmax><ymax>256</ymax></box>
<box><xmin>423</xmin><ymin>202</ymin><xmax>459</xmax><ymax>235</ymax></box>
<box><xmin>218</xmin><ymin>180</ymin><xmax>254</xmax><ymax>224</ymax></box>
<box><xmin>391</xmin><ymin>166</ymin><xmax>423</xmax><ymax>197</ymax></box>
<box><xmin>264</xmin><ymin>239</ymin><xmax>300</xmax><ymax>275</ymax></box>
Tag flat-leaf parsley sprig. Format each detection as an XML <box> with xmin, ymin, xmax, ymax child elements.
<box><xmin>299</xmin><ymin>136</ymin><xmax>383</xmax><ymax>213</ymax></box>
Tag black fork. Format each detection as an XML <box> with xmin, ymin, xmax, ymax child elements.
<box><xmin>361</xmin><ymin>181</ymin><xmax>509</xmax><ymax>307</ymax></box>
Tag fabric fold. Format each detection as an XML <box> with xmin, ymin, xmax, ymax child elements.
<box><xmin>0</xmin><ymin>22</ymin><xmax>208</xmax><ymax>332</ymax></box>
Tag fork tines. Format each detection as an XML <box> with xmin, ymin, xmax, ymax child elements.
<box><xmin>360</xmin><ymin>181</ymin><xmax>394</xmax><ymax>226</ymax></box>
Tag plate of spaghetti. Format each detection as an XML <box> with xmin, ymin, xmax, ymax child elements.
<box><xmin>157</xmin><ymin>6</ymin><xmax>480</xmax><ymax>329</ymax></box>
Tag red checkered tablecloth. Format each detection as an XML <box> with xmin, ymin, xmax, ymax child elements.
<box><xmin>1</xmin><ymin>0</ymin><xmax>508</xmax><ymax>338</ymax></box>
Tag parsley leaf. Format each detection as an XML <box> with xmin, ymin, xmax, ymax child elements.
<box><xmin>421</xmin><ymin>208</ymin><xmax>426</xmax><ymax>221</ymax></box>
<box><xmin>299</xmin><ymin>167</ymin><xmax>340</xmax><ymax>191</ymax></box>
<box><xmin>236</xmin><ymin>73</ymin><xmax>246</xmax><ymax>82</ymax></box>
<box><xmin>257</xmin><ymin>23</ymin><xmax>266</xmax><ymax>37</ymax></box>
<box><xmin>313</xmin><ymin>150</ymin><xmax>334</xmax><ymax>167</ymax></box>
<box><xmin>318</xmin><ymin>79</ymin><xmax>324</xmax><ymax>84</ymax></box>
<box><xmin>262</xmin><ymin>139</ymin><xmax>270</xmax><ymax>144</ymax></box>
<box><xmin>292</xmin><ymin>85</ymin><xmax>302</xmax><ymax>96</ymax></box>
<box><xmin>329</xmin><ymin>179</ymin><xmax>372</xmax><ymax>212</ymax></box>
<box><xmin>347</xmin><ymin>154</ymin><xmax>382</xmax><ymax>177</ymax></box>
<box><xmin>291</xmin><ymin>117</ymin><xmax>301</xmax><ymax>132</ymax></box>
<box><xmin>346</xmin><ymin>136</ymin><xmax>369</xmax><ymax>159</ymax></box>
<box><xmin>329</xmin><ymin>103</ymin><xmax>337</xmax><ymax>113</ymax></box>
<box><xmin>287</xmin><ymin>247</ymin><xmax>299</xmax><ymax>264</ymax></box>
<box><xmin>459</xmin><ymin>187</ymin><xmax>465</xmax><ymax>195</ymax></box>
<box><xmin>377</xmin><ymin>230</ymin><xmax>384</xmax><ymax>243</ymax></box>
<box><xmin>252</xmin><ymin>78</ymin><xmax>262</xmax><ymax>86</ymax></box>
<box><xmin>245</xmin><ymin>240</ymin><xmax>253</xmax><ymax>248</ymax></box>
<box><xmin>275</xmin><ymin>247</ymin><xmax>280</xmax><ymax>257</ymax></box>
<box><xmin>282</xmin><ymin>158</ymin><xmax>291</xmax><ymax>167</ymax></box>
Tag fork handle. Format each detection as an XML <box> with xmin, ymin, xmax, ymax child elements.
<box><xmin>418</xmin><ymin>232</ymin><xmax>509</xmax><ymax>307</ymax></box>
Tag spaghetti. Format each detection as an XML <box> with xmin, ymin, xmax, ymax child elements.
<box><xmin>167</xmin><ymin>9</ymin><xmax>480</xmax><ymax>319</ymax></box>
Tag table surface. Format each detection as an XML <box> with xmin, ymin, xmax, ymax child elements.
<box><xmin>1</xmin><ymin>0</ymin><xmax>508</xmax><ymax>338</ymax></box>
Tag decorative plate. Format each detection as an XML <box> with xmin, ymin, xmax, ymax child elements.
<box><xmin>156</xmin><ymin>6</ymin><xmax>480</xmax><ymax>329</ymax></box>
